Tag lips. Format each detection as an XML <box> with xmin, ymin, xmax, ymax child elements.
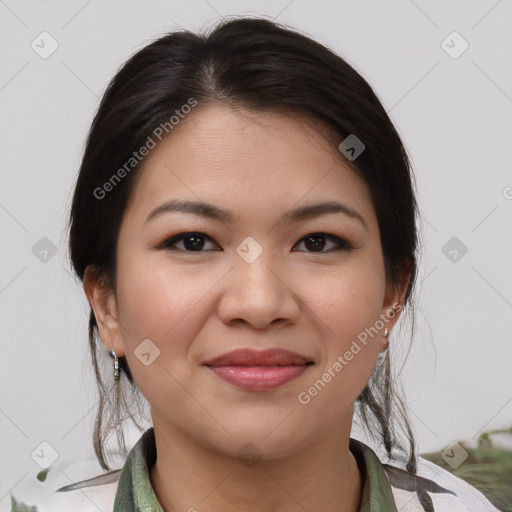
<box><xmin>203</xmin><ymin>348</ymin><xmax>314</xmax><ymax>391</ymax></box>
<box><xmin>203</xmin><ymin>348</ymin><xmax>313</xmax><ymax>367</ymax></box>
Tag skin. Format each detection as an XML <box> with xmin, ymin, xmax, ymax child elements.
<box><xmin>84</xmin><ymin>103</ymin><xmax>410</xmax><ymax>512</ymax></box>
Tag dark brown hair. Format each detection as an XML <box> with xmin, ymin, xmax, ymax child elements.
<box><xmin>68</xmin><ymin>16</ymin><xmax>419</xmax><ymax>473</ymax></box>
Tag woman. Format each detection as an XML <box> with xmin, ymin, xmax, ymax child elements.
<box><xmin>11</xmin><ymin>16</ymin><xmax>500</xmax><ymax>512</ymax></box>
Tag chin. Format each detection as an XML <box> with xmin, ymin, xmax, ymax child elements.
<box><xmin>196</xmin><ymin>414</ymin><xmax>315</xmax><ymax>461</ymax></box>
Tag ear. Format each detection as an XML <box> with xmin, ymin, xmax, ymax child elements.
<box><xmin>381</xmin><ymin>259</ymin><xmax>411</xmax><ymax>336</ymax></box>
<box><xmin>83</xmin><ymin>265</ymin><xmax>126</xmax><ymax>357</ymax></box>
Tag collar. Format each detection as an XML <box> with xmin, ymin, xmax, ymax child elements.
<box><xmin>349</xmin><ymin>438</ymin><xmax>398</xmax><ymax>511</ymax></box>
<box><xmin>113</xmin><ymin>427</ymin><xmax>398</xmax><ymax>511</ymax></box>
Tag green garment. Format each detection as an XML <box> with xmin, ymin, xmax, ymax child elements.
<box><xmin>113</xmin><ymin>428</ymin><xmax>411</xmax><ymax>511</ymax></box>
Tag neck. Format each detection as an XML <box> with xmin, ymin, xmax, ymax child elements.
<box><xmin>149</xmin><ymin>414</ymin><xmax>362</xmax><ymax>512</ymax></box>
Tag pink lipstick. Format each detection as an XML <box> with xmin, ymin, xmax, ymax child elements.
<box><xmin>203</xmin><ymin>348</ymin><xmax>313</xmax><ymax>391</ymax></box>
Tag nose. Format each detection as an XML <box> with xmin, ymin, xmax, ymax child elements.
<box><xmin>217</xmin><ymin>251</ymin><xmax>301</xmax><ymax>330</ymax></box>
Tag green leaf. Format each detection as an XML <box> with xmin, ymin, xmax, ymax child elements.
<box><xmin>10</xmin><ymin>495</ymin><xmax>39</xmax><ymax>512</ymax></box>
<box><xmin>36</xmin><ymin>468</ymin><xmax>49</xmax><ymax>482</ymax></box>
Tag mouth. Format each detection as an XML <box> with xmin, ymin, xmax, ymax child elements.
<box><xmin>203</xmin><ymin>348</ymin><xmax>314</xmax><ymax>391</ymax></box>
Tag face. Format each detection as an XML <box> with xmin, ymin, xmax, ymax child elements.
<box><xmin>86</xmin><ymin>103</ymin><xmax>408</xmax><ymax>460</ymax></box>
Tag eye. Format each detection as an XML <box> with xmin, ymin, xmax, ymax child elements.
<box><xmin>293</xmin><ymin>233</ymin><xmax>352</xmax><ymax>253</ymax></box>
<box><xmin>158</xmin><ymin>232</ymin><xmax>220</xmax><ymax>252</ymax></box>
<box><xmin>157</xmin><ymin>231</ymin><xmax>352</xmax><ymax>254</ymax></box>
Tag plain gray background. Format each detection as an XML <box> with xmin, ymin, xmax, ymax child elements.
<box><xmin>1</xmin><ymin>0</ymin><xmax>511</xmax><ymax>507</ymax></box>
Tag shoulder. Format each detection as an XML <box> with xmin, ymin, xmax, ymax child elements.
<box><xmin>10</xmin><ymin>457</ymin><xmax>121</xmax><ymax>512</ymax></box>
<box><xmin>386</xmin><ymin>455</ymin><xmax>501</xmax><ymax>511</ymax></box>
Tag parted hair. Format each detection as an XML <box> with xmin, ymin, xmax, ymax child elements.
<box><xmin>68</xmin><ymin>16</ymin><xmax>419</xmax><ymax>473</ymax></box>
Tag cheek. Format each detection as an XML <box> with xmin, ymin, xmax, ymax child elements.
<box><xmin>114</xmin><ymin>255</ymin><xmax>217</xmax><ymax>381</ymax></box>
<box><xmin>295</xmin><ymin>294</ymin><xmax>383</xmax><ymax>429</ymax></box>
<box><xmin>295</xmin><ymin>257</ymin><xmax>385</xmax><ymax>405</ymax></box>
<box><xmin>116</xmin><ymin>238</ymin><xmax>223</xmax><ymax>329</ymax></box>
<box><xmin>304</xmin><ymin>256</ymin><xmax>385</xmax><ymax>342</ymax></box>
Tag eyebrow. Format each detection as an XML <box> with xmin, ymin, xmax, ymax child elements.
<box><xmin>144</xmin><ymin>199</ymin><xmax>367</xmax><ymax>230</ymax></box>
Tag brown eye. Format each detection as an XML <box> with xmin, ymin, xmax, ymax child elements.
<box><xmin>160</xmin><ymin>232</ymin><xmax>220</xmax><ymax>252</ymax></box>
<box><xmin>180</xmin><ymin>234</ymin><xmax>206</xmax><ymax>251</ymax></box>
<box><xmin>294</xmin><ymin>233</ymin><xmax>352</xmax><ymax>253</ymax></box>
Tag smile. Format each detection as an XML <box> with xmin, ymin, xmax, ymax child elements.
<box><xmin>203</xmin><ymin>348</ymin><xmax>314</xmax><ymax>391</ymax></box>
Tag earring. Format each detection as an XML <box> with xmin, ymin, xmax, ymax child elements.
<box><xmin>381</xmin><ymin>328</ymin><xmax>389</xmax><ymax>351</ymax></box>
<box><xmin>112</xmin><ymin>349</ymin><xmax>120</xmax><ymax>381</ymax></box>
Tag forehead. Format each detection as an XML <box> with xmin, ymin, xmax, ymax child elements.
<box><xmin>125</xmin><ymin>103</ymin><xmax>375</xmax><ymax>227</ymax></box>
<box><xmin>145</xmin><ymin>103</ymin><xmax>349</xmax><ymax>173</ymax></box>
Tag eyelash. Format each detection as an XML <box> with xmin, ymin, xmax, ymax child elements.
<box><xmin>157</xmin><ymin>232</ymin><xmax>353</xmax><ymax>254</ymax></box>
